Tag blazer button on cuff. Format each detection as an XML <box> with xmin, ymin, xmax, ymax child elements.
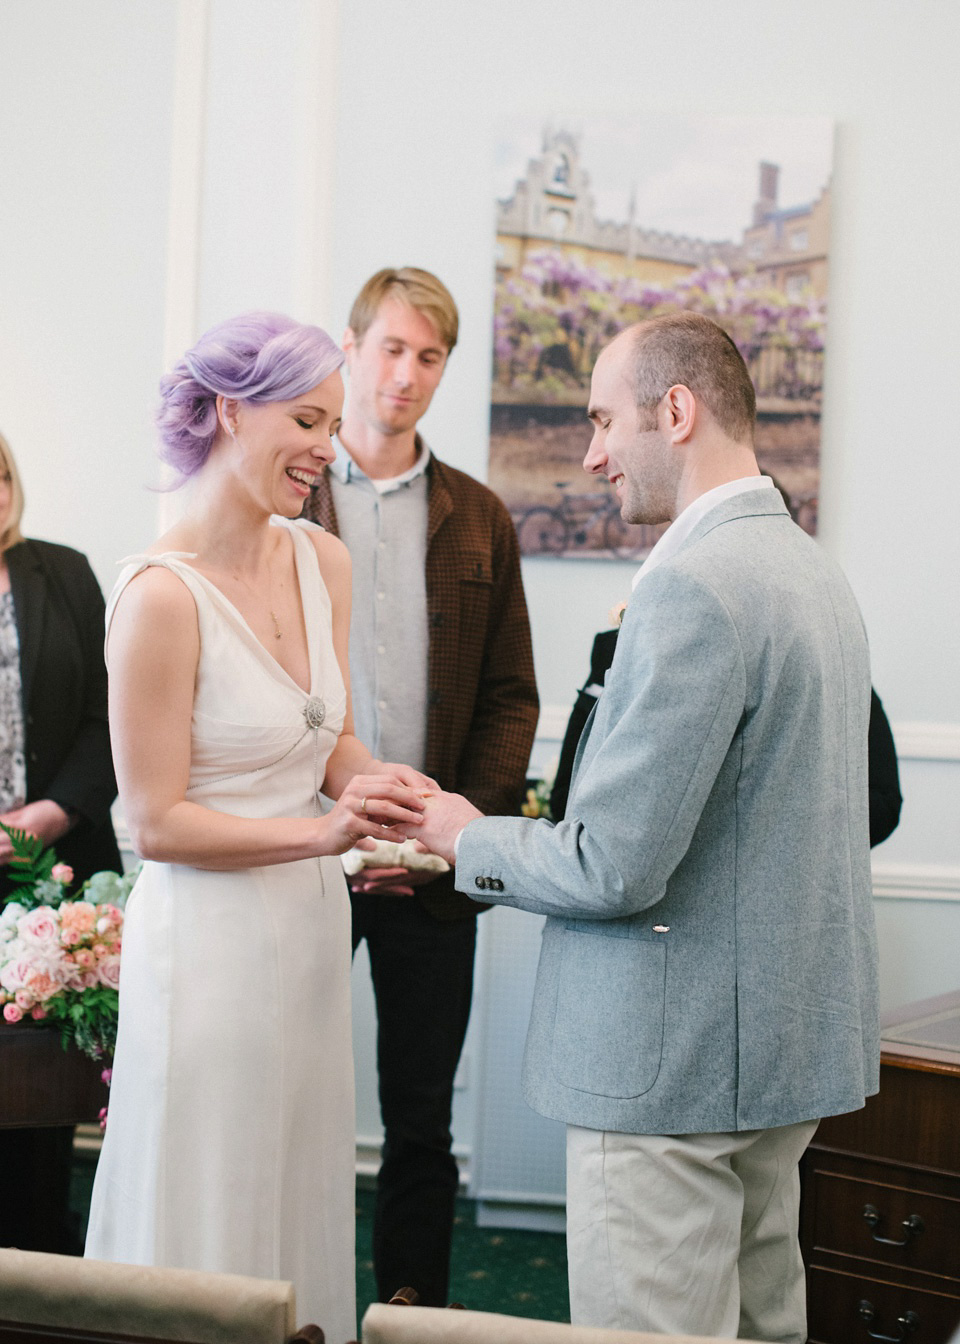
<box><xmin>475</xmin><ymin>876</ymin><xmax>487</xmax><ymax>890</ymax></box>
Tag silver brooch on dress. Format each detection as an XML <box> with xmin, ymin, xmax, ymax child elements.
<box><xmin>303</xmin><ymin>696</ymin><xmax>327</xmax><ymax>729</ymax></box>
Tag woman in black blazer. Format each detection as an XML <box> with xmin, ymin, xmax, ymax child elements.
<box><xmin>0</xmin><ymin>436</ymin><xmax>120</xmax><ymax>887</ymax></box>
<box><xmin>0</xmin><ymin>430</ymin><xmax>121</xmax><ymax>1252</ymax></box>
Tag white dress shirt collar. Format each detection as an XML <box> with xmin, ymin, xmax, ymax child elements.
<box><xmin>329</xmin><ymin>435</ymin><xmax>432</xmax><ymax>495</ymax></box>
<box><xmin>632</xmin><ymin>476</ymin><xmax>772</xmax><ymax>591</ymax></box>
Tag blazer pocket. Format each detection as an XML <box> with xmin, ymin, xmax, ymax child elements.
<box><xmin>458</xmin><ymin>553</ymin><xmax>492</xmax><ymax>585</ymax></box>
<box><xmin>551</xmin><ymin>927</ymin><xmax>666</xmax><ymax>1098</ymax></box>
<box><xmin>458</xmin><ymin>553</ymin><xmax>493</xmax><ymax>645</ymax></box>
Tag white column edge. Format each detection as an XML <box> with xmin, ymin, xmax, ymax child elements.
<box><xmin>291</xmin><ymin>0</ymin><xmax>340</xmax><ymax>326</ymax></box>
<box><xmin>157</xmin><ymin>0</ymin><xmax>210</xmax><ymax>534</ymax></box>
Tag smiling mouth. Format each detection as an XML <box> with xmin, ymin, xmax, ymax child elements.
<box><xmin>610</xmin><ymin>473</ymin><xmax>624</xmax><ymax>488</ymax></box>
<box><xmin>286</xmin><ymin>467</ymin><xmax>323</xmax><ymax>489</ymax></box>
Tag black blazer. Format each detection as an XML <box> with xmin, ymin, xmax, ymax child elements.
<box><xmin>5</xmin><ymin>538</ymin><xmax>121</xmax><ymax>889</ymax></box>
<box><xmin>551</xmin><ymin>629</ymin><xmax>903</xmax><ymax>848</ymax></box>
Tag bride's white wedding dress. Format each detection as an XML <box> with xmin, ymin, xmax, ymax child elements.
<box><xmin>86</xmin><ymin>517</ymin><xmax>356</xmax><ymax>1343</ymax></box>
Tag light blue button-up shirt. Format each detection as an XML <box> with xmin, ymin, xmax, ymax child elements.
<box><xmin>328</xmin><ymin>439</ymin><xmax>430</xmax><ymax>771</ymax></box>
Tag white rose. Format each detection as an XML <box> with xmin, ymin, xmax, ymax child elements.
<box><xmin>0</xmin><ymin>954</ymin><xmax>33</xmax><ymax>993</ymax></box>
<box><xmin>17</xmin><ymin>907</ymin><xmax>60</xmax><ymax>949</ymax></box>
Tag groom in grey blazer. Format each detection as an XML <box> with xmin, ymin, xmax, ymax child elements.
<box><xmin>408</xmin><ymin>312</ymin><xmax>879</xmax><ymax>1342</ymax></box>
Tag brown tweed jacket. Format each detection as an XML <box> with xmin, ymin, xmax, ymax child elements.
<box><xmin>305</xmin><ymin>452</ymin><xmax>539</xmax><ymax>919</ymax></box>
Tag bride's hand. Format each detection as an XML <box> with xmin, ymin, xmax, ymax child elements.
<box><xmin>322</xmin><ymin>773</ymin><xmax>428</xmax><ymax>856</ymax></box>
<box><xmin>375</xmin><ymin>761</ymin><xmax>439</xmax><ymax>795</ymax></box>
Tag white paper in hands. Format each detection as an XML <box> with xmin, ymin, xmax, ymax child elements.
<box><xmin>341</xmin><ymin>838</ymin><xmax>450</xmax><ymax>876</ymax></box>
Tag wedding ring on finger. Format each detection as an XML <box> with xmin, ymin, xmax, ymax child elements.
<box><xmin>360</xmin><ymin>796</ymin><xmax>367</xmax><ymax>814</ymax></box>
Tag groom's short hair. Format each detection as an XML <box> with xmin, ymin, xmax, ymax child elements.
<box><xmin>630</xmin><ymin>312</ymin><xmax>756</xmax><ymax>445</ymax></box>
<box><xmin>349</xmin><ymin>267</ymin><xmax>459</xmax><ymax>353</ymax></box>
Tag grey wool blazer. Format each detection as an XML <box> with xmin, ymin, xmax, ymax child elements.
<box><xmin>457</xmin><ymin>488</ymin><xmax>880</xmax><ymax>1135</ymax></box>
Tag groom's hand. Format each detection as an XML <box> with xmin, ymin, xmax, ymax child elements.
<box><xmin>407</xmin><ymin>792</ymin><xmax>483</xmax><ymax>867</ymax></box>
<box><xmin>348</xmin><ymin>866</ymin><xmax>438</xmax><ymax>898</ymax></box>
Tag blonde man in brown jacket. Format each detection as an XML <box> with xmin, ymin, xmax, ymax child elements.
<box><xmin>304</xmin><ymin>267</ymin><xmax>538</xmax><ymax>1308</ymax></box>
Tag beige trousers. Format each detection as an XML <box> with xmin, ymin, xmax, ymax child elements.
<box><xmin>566</xmin><ymin>1119</ymin><xmax>818</xmax><ymax>1341</ymax></box>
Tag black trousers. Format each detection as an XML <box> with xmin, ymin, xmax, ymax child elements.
<box><xmin>0</xmin><ymin>1126</ymin><xmax>78</xmax><ymax>1252</ymax></box>
<box><xmin>352</xmin><ymin>892</ymin><xmax>477</xmax><ymax>1307</ymax></box>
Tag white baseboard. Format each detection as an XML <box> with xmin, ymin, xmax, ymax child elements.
<box><xmin>475</xmin><ymin>1200</ymin><xmax>566</xmax><ymax>1233</ymax></box>
<box><xmin>871</xmin><ymin>862</ymin><xmax>960</xmax><ymax>903</ymax></box>
<box><xmin>892</xmin><ymin>722</ymin><xmax>960</xmax><ymax>762</ymax></box>
<box><xmin>537</xmin><ymin>706</ymin><xmax>960</xmax><ymax>764</ymax></box>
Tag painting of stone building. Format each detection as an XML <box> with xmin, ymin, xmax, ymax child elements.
<box><xmin>489</xmin><ymin>119</ymin><xmax>833</xmax><ymax>558</ymax></box>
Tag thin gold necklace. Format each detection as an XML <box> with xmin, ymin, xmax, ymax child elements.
<box><xmin>230</xmin><ymin>559</ymin><xmax>283</xmax><ymax>640</ymax></box>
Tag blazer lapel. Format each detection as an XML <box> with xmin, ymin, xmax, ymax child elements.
<box><xmin>7</xmin><ymin>540</ymin><xmax>46</xmax><ymax>714</ymax></box>
<box><xmin>304</xmin><ymin>473</ymin><xmax>339</xmax><ymax>537</ymax></box>
<box><xmin>426</xmin><ymin>454</ymin><xmax>454</xmax><ymax>548</ymax></box>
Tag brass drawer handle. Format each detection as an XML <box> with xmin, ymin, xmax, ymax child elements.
<box><xmin>858</xmin><ymin>1300</ymin><xmax>920</xmax><ymax>1341</ymax></box>
<box><xmin>862</xmin><ymin>1204</ymin><xmax>925</xmax><ymax>1247</ymax></box>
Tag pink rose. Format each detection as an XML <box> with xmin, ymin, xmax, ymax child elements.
<box><xmin>51</xmin><ymin>863</ymin><xmax>74</xmax><ymax>885</ymax></box>
<box><xmin>61</xmin><ymin>965</ymin><xmax>85</xmax><ymax>991</ymax></box>
<box><xmin>14</xmin><ymin>989</ymin><xmax>34</xmax><ymax>1010</ymax></box>
<box><xmin>3</xmin><ymin>1003</ymin><xmax>23</xmax><ymax>1023</ymax></box>
<box><xmin>27</xmin><ymin>970</ymin><xmax>61</xmax><ymax>1003</ymax></box>
<box><xmin>97</xmin><ymin>955</ymin><xmax>121</xmax><ymax>990</ymax></box>
<box><xmin>30</xmin><ymin>1005</ymin><xmax>47</xmax><ymax>1021</ymax></box>
<box><xmin>74</xmin><ymin>948</ymin><xmax>95</xmax><ymax>969</ymax></box>
<box><xmin>100</xmin><ymin>1067</ymin><xmax>112</xmax><ymax>1086</ymax></box>
<box><xmin>60</xmin><ymin>902</ymin><xmax>96</xmax><ymax>939</ymax></box>
<box><xmin>18</xmin><ymin>907</ymin><xmax>60</xmax><ymax>948</ymax></box>
<box><xmin>80</xmin><ymin>969</ymin><xmax>100</xmax><ymax>989</ymax></box>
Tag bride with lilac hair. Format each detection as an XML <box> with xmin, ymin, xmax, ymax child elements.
<box><xmin>85</xmin><ymin>311</ymin><xmax>434</xmax><ymax>1339</ymax></box>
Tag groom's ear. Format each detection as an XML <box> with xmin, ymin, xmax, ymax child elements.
<box><xmin>663</xmin><ymin>384</ymin><xmax>697</xmax><ymax>445</ymax></box>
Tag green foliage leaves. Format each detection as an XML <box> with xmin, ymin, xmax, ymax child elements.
<box><xmin>43</xmin><ymin>986</ymin><xmax>120</xmax><ymax>1060</ymax></box>
<box><xmin>0</xmin><ymin>822</ymin><xmax>56</xmax><ymax>899</ymax></box>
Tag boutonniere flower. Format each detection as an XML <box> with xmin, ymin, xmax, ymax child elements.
<box><xmin>608</xmin><ymin>600</ymin><xmax>628</xmax><ymax>628</ymax></box>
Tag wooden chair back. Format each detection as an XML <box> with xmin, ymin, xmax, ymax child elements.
<box><xmin>360</xmin><ymin>1303</ymin><xmax>766</xmax><ymax>1344</ymax></box>
<box><xmin>0</xmin><ymin>1248</ymin><xmax>320</xmax><ymax>1344</ymax></box>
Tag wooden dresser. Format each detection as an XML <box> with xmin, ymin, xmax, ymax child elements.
<box><xmin>801</xmin><ymin>989</ymin><xmax>960</xmax><ymax>1344</ymax></box>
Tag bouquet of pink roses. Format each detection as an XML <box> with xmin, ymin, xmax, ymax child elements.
<box><xmin>0</xmin><ymin>825</ymin><xmax>137</xmax><ymax>1061</ymax></box>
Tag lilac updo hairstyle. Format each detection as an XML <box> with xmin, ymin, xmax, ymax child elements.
<box><xmin>156</xmin><ymin>311</ymin><xmax>344</xmax><ymax>481</ymax></box>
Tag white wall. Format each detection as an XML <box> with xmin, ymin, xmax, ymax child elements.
<box><xmin>0</xmin><ymin>0</ymin><xmax>176</xmax><ymax>587</ymax></box>
<box><xmin>2</xmin><ymin>0</ymin><xmax>958</xmax><ymax>1187</ymax></box>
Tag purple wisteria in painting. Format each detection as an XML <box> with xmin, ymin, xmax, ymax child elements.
<box><xmin>489</xmin><ymin>122</ymin><xmax>832</xmax><ymax>558</ymax></box>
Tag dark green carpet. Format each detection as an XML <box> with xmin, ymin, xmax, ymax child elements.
<box><xmin>356</xmin><ymin>1189</ymin><xmax>568</xmax><ymax>1321</ymax></box>
<box><xmin>72</xmin><ymin>1155</ymin><xmax>569</xmax><ymax>1322</ymax></box>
